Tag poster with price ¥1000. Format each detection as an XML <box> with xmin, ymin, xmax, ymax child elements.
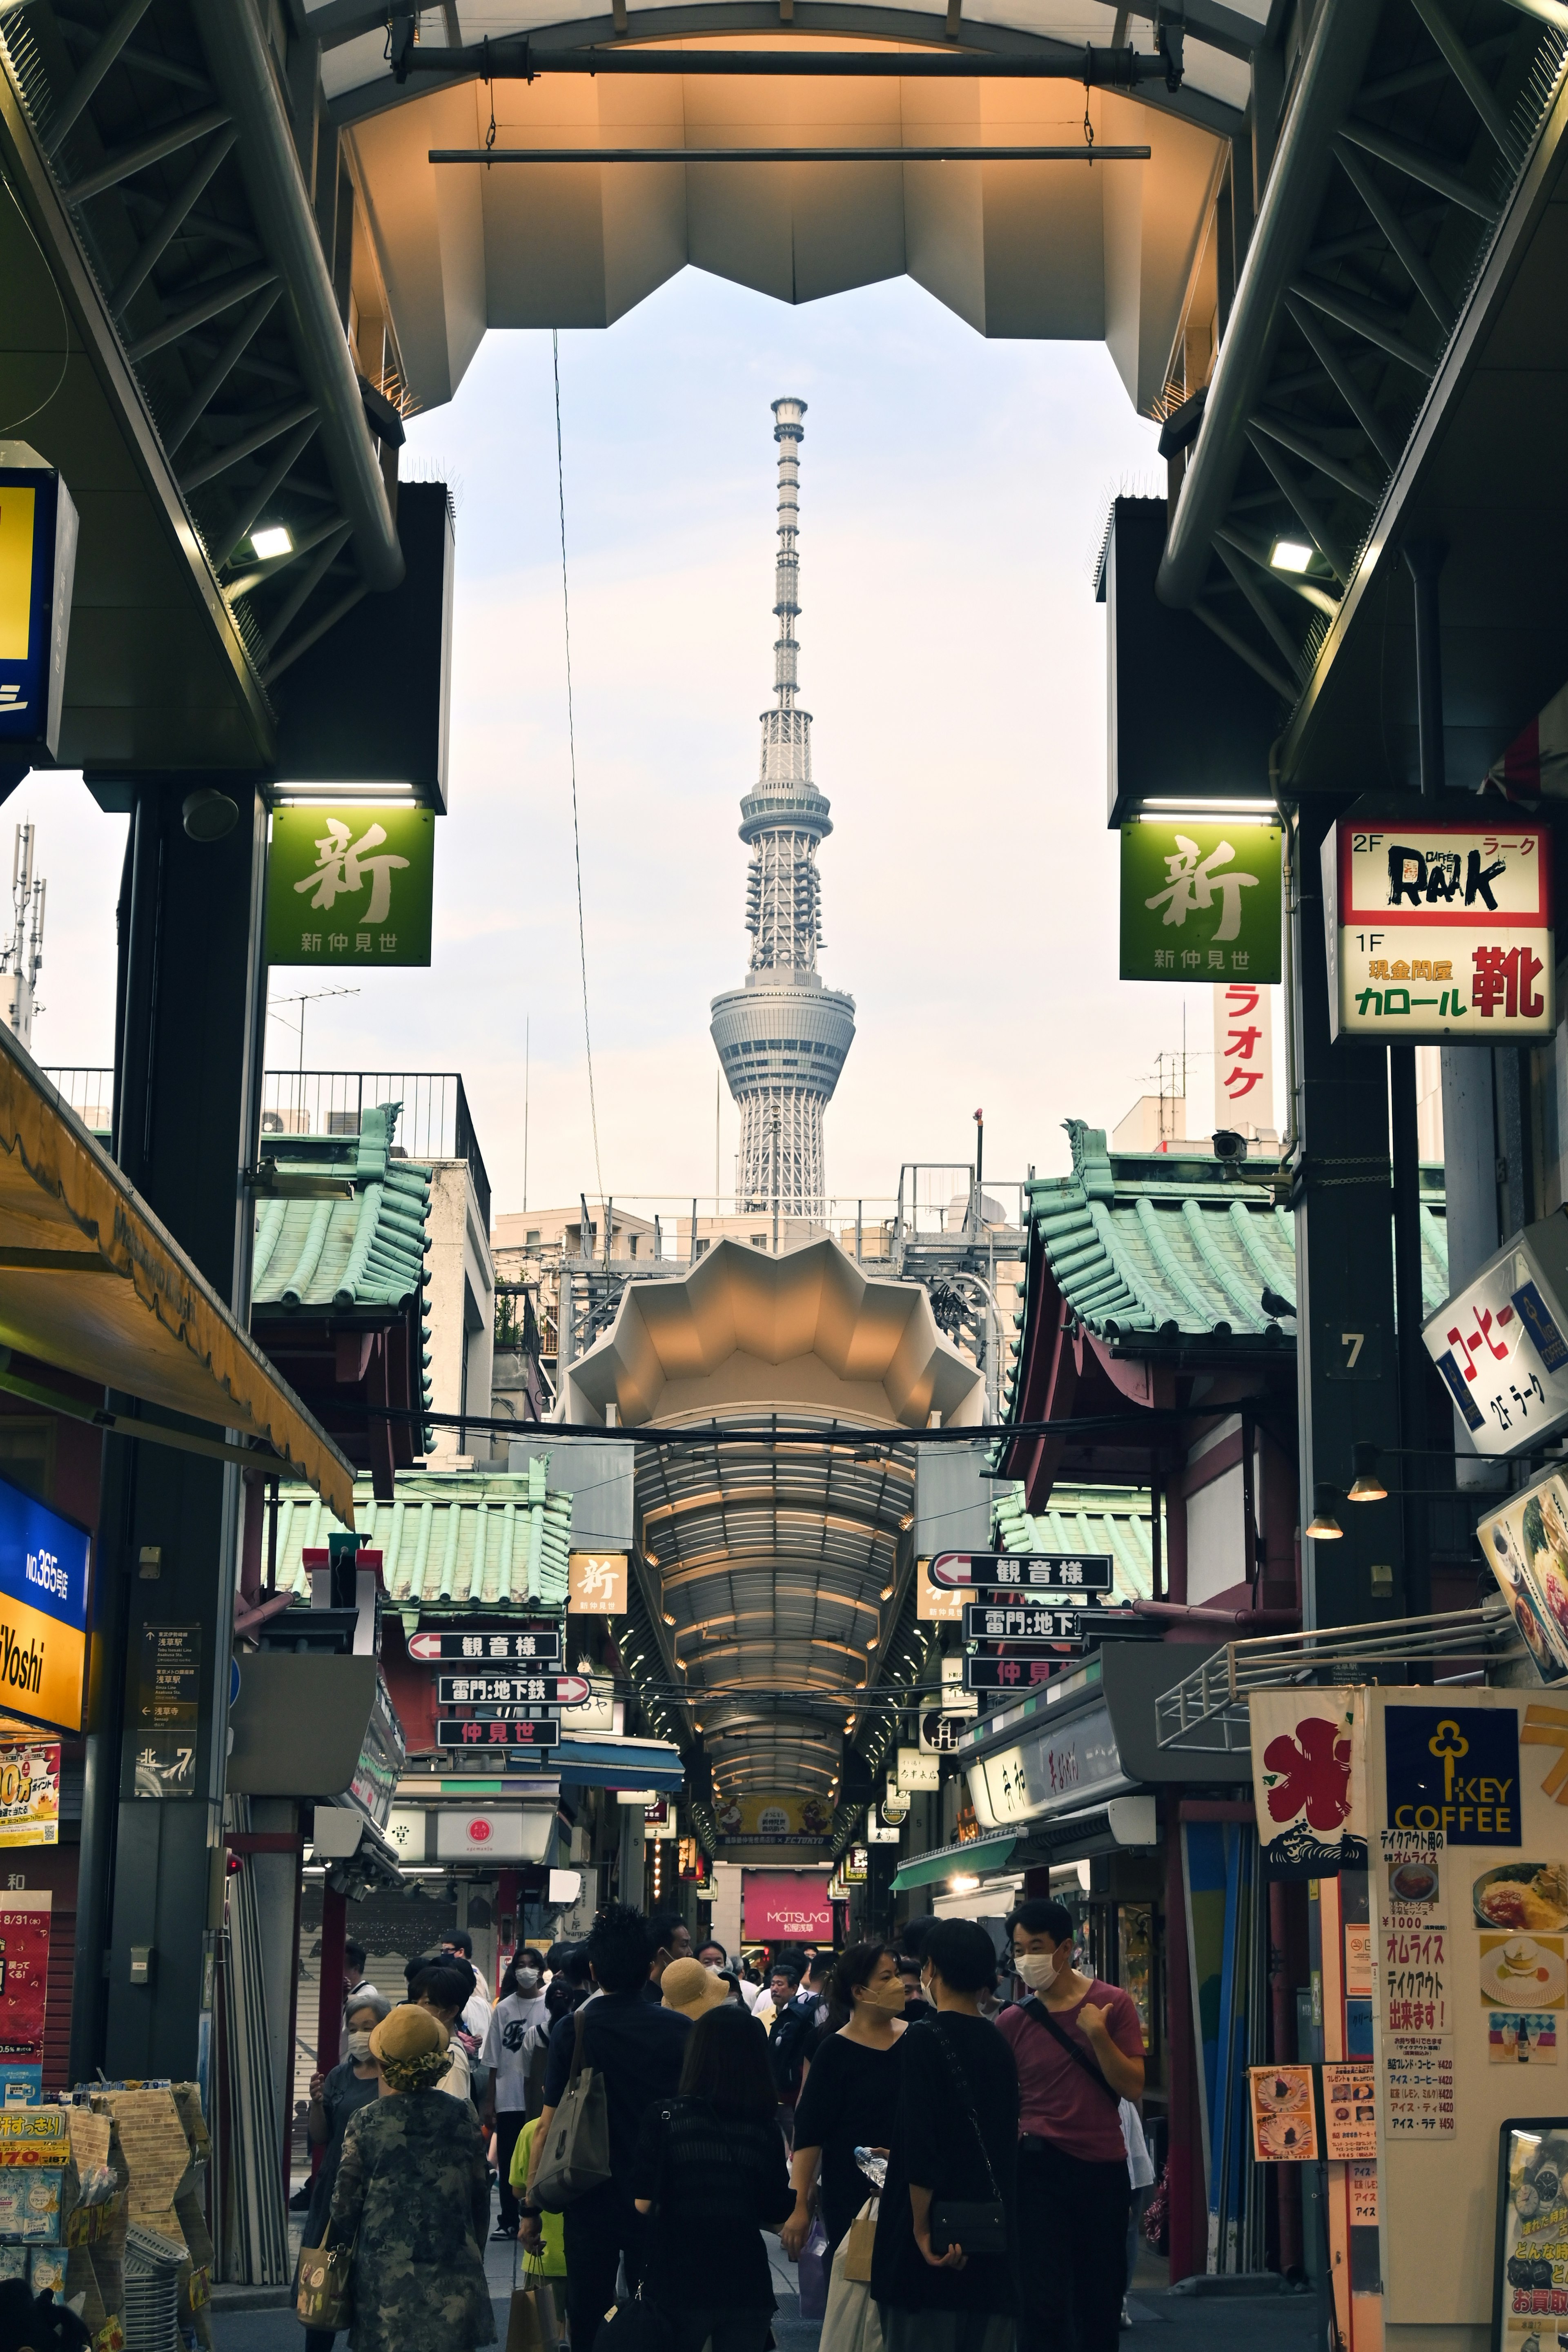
<box><xmin>1491</xmin><ymin>2118</ymin><xmax>1568</xmax><ymax>2352</ymax></box>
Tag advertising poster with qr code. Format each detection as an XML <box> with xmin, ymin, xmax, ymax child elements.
<box><xmin>1494</xmin><ymin>2122</ymin><xmax>1568</xmax><ymax>2352</ymax></box>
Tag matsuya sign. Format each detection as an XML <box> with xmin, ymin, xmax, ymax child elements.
<box><xmin>1322</xmin><ymin>812</ymin><xmax>1553</xmax><ymax>1043</ymax></box>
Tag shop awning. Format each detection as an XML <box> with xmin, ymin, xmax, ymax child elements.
<box><xmin>0</xmin><ymin>1028</ymin><xmax>355</xmax><ymax>1522</ymax></box>
<box><xmin>556</xmin><ymin>1734</ymin><xmax>686</xmax><ymax>1795</ymax></box>
<box><xmin>891</xmin><ymin>1835</ymin><xmax>1017</xmax><ymax>1892</ymax></box>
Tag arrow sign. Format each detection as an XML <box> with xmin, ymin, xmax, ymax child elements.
<box><xmin>437</xmin><ymin>1719</ymin><xmax>560</xmax><ymax>1750</ymax></box>
<box><xmin>931</xmin><ymin>1550</ymin><xmax>1113</xmax><ymax>1593</ymax></box>
<box><xmin>408</xmin><ymin>1630</ymin><xmax>562</xmax><ymax>1663</ymax></box>
<box><xmin>963</xmin><ymin>1604</ymin><xmax>1090</xmax><ymax>1642</ymax></box>
<box><xmin>437</xmin><ymin>1674</ymin><xmax>590</xmax><ymax>1707</ymax></box>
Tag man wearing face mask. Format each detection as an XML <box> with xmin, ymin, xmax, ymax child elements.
<box><xmin>997</xmin><ymin>1899</ymin><xmax>1145</xmax><ymax>2352</ymax></box>
<box><xmin>481</xmin><ymin>1949</ymin><xmax>551</xmax><ymax>2239</ymax></box>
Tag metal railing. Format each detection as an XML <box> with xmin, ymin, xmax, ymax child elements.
<box><xmin>1155</xmin><ymin>1602</ymin><xmax>1524</xmax><ymax>1755</ymax></box>
<box><xmin>259</xmin><ymin>1071</ymin><xmax>490</xmax><ymax>1228</ymax></box>
<box><xmin>43</xmin><ymin>1067</ymin><xmax>492</xmax><ymax>1229</ymax></box>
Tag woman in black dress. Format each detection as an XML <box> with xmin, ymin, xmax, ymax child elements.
<box><xmin>871</xmin><ymin>1919</ymin><xmax>1020</xmax><ymax>2352</ymax></box>
<box><xmin>299</xmin><ymin>1989</ymin><xmax>390</xmax><ymax>2352</ymax></box>
<box><xmin>781</xmin><ymin>1942</ymin><xmax>906</xmax><ymax>2263</ymax></box>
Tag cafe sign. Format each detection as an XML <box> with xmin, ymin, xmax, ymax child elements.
<box><xmin>1423</xmin><ymin>1209</ymin><xmax>1568</xmax><ymax>1457</ymax></box>
<box><xmin>1323</xmin><ymin>812</ymin><xmax>1553</xmax><ymax>1042</ymax></box>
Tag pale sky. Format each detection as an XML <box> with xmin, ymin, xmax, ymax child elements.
<box><xmin>26</xmin><ymin>266</ymin><xmax>1276</xmax><ymax>1223</ymax></box>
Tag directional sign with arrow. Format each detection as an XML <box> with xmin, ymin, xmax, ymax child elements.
<box><xmin>409</xmin><ymin>1630</ymin><xmax>562</xmax><ymax>1663</ymax></box>
<box><xmin>931</xmin><ymin>1550</ymin><xmax>1114</xmax><ymax>1592</ymax></box>
<box><xmin>437</xmin><ymin>1674</ymin><xmax>590</xmax><ymax>1707</ymax></box>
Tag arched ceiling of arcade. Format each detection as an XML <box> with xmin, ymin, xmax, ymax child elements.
<box><xmin>556</xmin><ymin>1237</ymin><xmax>982</xmax><ymax>1800</ymax></box>
<box><xmin>309</xmin><ymin>2</ymin><xmax>1263</xmax><ymax>414</ymax></box>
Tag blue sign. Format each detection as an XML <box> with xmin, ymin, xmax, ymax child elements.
<box><xmin>1385</xmin><ymin>1705</ymin><xmax>1520</xmax><ymax>1846</ymax></box>
<box><xmin>0</xmin><ymin>1475</ymin><xmax>91</xmax><ymax>1731</ymax></box>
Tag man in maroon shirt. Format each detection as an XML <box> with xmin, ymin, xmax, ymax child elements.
<box><xmin>996</xmin><ymin>1898</ymin><xmax>1145</xmax><ymax>2352</ymax></box>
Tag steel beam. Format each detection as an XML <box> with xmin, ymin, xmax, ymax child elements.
<box><xmin>428</xmin><ymin>141</ymin><xmax>1152</xmax><ymax>161</ymax></box>
<box><xmin>42</xmin><ymin>0</ymin><xmax>153</xmax><ymax>157</ymax></box>
<box><xmin>1332</xmin><ymin>136</ymin><xmax>1455</xmax><ymax>333</ymax></box>
<box><xmin>180</xmin><ymin>396</ymin><xmax>318</xmax><ymax>492</ymax></box>
<box><xmin>400</xmin><ymin>38</ymin><xmax>1169</xmax><ymax>78</ymax></box>
<box><xmin>109</xmin><ymin>125</ymin><xmax>238</xmax><ymax>315</ymax></box>
<box><xmin>1281</xmin><ymin>291</ymin><xmax>1403</xmax><ymax>469</ymax></box>
<box><xmin>1156</xmin><ymin>0</ymin><xmax>1382</xmax><ymax>609</ymax></box>
<box><xmin>1337</xmin><ymin>118</ymin><xmax>1500</xmax><ymax>223</ymax></box>
<box><xmin>194</xmin><ymin>0</ymin><xmax>403</xmax><ymax>592</ymax></box>
<box><xmin>64</xmin><ymin>103</ymin><xmax>232</xmax><ymax>203</ymax></box>
<box><xmin>162</xmin><ymin>283</ymin><xmax>282</xmax><ymax>454</ymax></box>
<box><xmin>125</xmin><ymin>263</ymin><xmax>278</xmax><ymax>365</ymax></box>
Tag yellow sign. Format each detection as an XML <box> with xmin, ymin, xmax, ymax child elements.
<box><xmin>916</xmin><ymin>1560</ymin><xmax>962</xmax><ymax>1624</ymax></box>
<box><xmin>568</xmin><ymin>1552</ymin><xmax>628</xmax><ymax>1615</ymax></box>
<box><xmin>714</xmin><ymin>1792</ymin><xmax>835</xmax><ymax>1844</ymax></box>
<box><xmin>0</xmin><ymin>489</ymin><xmax>36</xmax><ymax>663</ymax></box>
<box><xmin>0</xmin><ymin>1743</ymin><xmax>58</xmax><ymax>1847</ymax></box>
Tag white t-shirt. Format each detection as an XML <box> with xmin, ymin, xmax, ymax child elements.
<box><xmin>480</xmin><ymin>1991</ymin><xmax>550</xmax><ymax>2112</ymax></box>
<box><xmin>461</xmin><ymin>1981</ymin><xmax>493</xmax><ymax>2045</ymax></box>
<box><xmin>438</xmin><ymin>2037</ymin><xmax>474</xmax><ymax>2112</ymax></box>
<box><xmin>1120</xmin><ymin>2099</ymin><xmax>1155</xmax><ymax>2190</ymax></box>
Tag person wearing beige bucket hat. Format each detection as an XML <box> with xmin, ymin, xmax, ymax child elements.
<box><xmin>326</xmin><ymin>2005</ymin><xmax>495</xmax><ymax>2352</ymax></box>
<box><xmin>660</xmin><ymin>1959</ymin><xmax>734</xmax><ymax>2022</ymax></box>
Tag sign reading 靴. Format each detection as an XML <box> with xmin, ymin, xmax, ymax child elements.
<box><xmin>1120</xmin><ymin>819</ymin><xmax>1283</xmax><ymax>984</ymax></box>
<box><xmin>267</xmin><ymin>804</ymin><xmax>435</xmax><ymax>968</ymax></box>
<box><xmin>1322</xmin><ymin>810</ymin><xmax>1554</xmax><ymax>1043</ymax></box>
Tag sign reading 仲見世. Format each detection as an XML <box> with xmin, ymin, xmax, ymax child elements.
<box><xmin>267</xmin><ymin>804</ymin><xmax>434</xmax><ymax>968</ymax></box>
<box><xmin>1120</xmin><ymin>820</ymin><xmax>1283</xmax><ymax>984</ymax></box>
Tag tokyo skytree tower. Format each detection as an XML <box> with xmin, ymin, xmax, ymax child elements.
<box><xmin>710</xmin><ymin>399</ymin><xmax>856</xmax><ymax>1221</ymax></box>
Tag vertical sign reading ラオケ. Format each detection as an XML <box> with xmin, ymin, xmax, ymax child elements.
<box><xmin>1322</xmin><ymin>814</ymin><xmax>1554</xmax><ymax>1043</ymax></box>
<box><xmin>266</xmin><ymin>805</ymin><xmax>435</xmax><ymax>968</ymax></box>
<box><xmin>1119</xmin><ymin>820</ymin><xmax>1283</xmax><ymax>983</ymax></box>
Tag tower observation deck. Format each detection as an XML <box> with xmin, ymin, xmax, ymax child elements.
<box><xmin>710</xmin><ymin>399</ymin><xmax>855</xmax><ymax>1220</ymax></box>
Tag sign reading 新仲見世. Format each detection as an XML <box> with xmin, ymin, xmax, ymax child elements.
<box><xmin>266</xmin><ymin>804</ymin><xmax>435</xmax><ymax>968</ymax></box>
<box><xmin>1120</xmin><ymin>820</ymin><xmax>1283</xmax><ymax>984</ymax></box>
<box><xmin>1322</xmin><ymin>813</ymin><xmax>1554</xmax><ymax>1043</ymax></box>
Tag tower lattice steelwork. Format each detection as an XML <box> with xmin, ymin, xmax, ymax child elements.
<box><xmin>710</xmin><ymin>399</ymin><xmax>855</xmax><ymax>1221</ymax></box>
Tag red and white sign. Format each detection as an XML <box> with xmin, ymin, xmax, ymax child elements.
<box><xmin>742</xmin><ymin>1871</ymin><xmax>833</xmax><ymax>1943</ymax></box>
<box><xmin>0</xmin><ymin>1894</ymin><xmax>50</xmax><ymax>2067</ymax></box>
<box><xmin>1323</xmin><ymin>815</ymin><xmax>1554</xmax><ymax>1043</ymax></box>
<box><xmin>1212</xmin><ymin>981</ymin><xmax>1273</xmax><ymax>1132</ymax></box>
<box><xmin>1248</xmin><ymin>1688</ymin><xmax>1367</xmax><ymax>1880</ymax></box>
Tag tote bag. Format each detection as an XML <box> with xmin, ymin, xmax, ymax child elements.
<box><xmin>295</xmin><ymin>2237</ymin><xmax>354</xmax><ymax>2332</ymax></box>
<box><xmin>532</xmin><ymin>2009</ymin><xmax>612</xmax><ymax>2210</ymax></box>
<box><xmin>821</xmin><ymin>2237</ymin><xmax>884</xmax><ymax>2352</ymax></box>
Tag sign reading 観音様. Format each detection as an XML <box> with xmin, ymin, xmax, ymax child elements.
<box><xmin>1322</xmin><ymin>813</ymin><xmax>1554</xmax><ymax>1043</ymax></box>
<box><xmin>1120</xmin><ymin>819</ymin><xmax>1283</xmax><ymax>984</ymax></box>
<box><xmin>266</xmin><ymin>804</ymin><xmax>434</xmax><ymax>968</ymax></box>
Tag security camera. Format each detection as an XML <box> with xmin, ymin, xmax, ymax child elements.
<box><xmin>1212</xmin><ymin>1129</ymin><xmax>1248</xmax><ymax>1164</ymax></box>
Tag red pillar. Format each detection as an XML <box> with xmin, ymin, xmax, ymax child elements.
<box><xmin>1163</xmin><ymin>1813</ymin><xmax>1202</xmax><ymax>2283</ymax></box>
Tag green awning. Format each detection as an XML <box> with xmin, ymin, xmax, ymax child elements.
<box><xmin>890</xmin><ymin>1835</ymin><xmax>1016</xmax><ymax>1892</ymax></box>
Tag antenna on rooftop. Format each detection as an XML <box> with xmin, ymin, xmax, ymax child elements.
<box><xmin>0</xmin><ymin>824</ymin><xmax>46</xmax><ymax>1053</ymax></box>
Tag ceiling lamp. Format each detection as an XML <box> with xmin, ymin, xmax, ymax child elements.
<box><xmin>1305</xmin><ymin>1483</ymin><xmax>1344</xmax><ymax>1541</ymax></box>
<box><xmin>1347</xmin><ymin>1443</ymin><xmax>1387</xmax><ymax>1503</ymax></box>
<box><xmin>662</xmin><ymin>1612</ymin><xmax>676</xmax><ymax>1626</ymax></box>
<box><xmin>1270</xmin><ymin>536</ymin><xmax>1313</xmax><ymax>573</ymax></box>
<box><xmin>880</xmin><ymin>1585</ymin><xmax>895</xmax><ymax>1601</ymax></box>
<box><xmin>251</xmin><ymin>524</ymin><xmax>292</xmax><ymax>560</ymax></box>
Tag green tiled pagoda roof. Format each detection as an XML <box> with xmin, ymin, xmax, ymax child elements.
<box><xmin>266</xmin><ymin>1469</ymin><xmax>572</xmax><ymax>1615</ymax></box>
<box><xmin>1000</xmin><ymin>1119</ymin><xmax>1447</xmax><ymax>1408</ymax></box>
<box><xmin>252</xmin><ymin>1103</ymin><xmax>432</xmax><ymax>1313</ymax></box>
<box><xmin>992</xmin><ymin>1480</ymin><xmax>1160</xmax><ymax>1602</ymax></box>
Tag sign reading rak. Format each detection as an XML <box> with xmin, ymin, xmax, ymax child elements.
<box><xmin>1323</xmin><ymin>813</ymin><xmax>1554</xmax><ymax>1042</ymax></box>
<box><xmin>0</xmin><ymin>1477</ymin><xmax>90</xmax><ymax>1733</ymax></box>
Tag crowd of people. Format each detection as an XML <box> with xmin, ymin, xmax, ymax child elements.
<box><xmin>297</xmin><ymin>1898</ymin><xmax>1153</xmax><ymax>2352</ymax></box>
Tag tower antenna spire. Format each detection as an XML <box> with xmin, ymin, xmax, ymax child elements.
<box><xmin>709</xmin><ymin>399</ymin><xmax>855</xmax><ymax>1232</ymax></box>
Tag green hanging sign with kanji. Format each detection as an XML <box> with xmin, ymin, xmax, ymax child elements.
<box><xmin>267</xmin><ymin>804</ymin><xmax>435</xmax><ymax>967</ymax></box>
<box><xmin>1119</xmin><ymin>819</ymin><xmax>1283</xmax><ymax>984</ymax></box>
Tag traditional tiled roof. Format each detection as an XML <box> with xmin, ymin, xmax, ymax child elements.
<box><xmin>1001</xmin><ymin>1119</ymin><xmax>1448</xmax><ymax>1410</ymax></box>
<box><xmin>266</xmin><ymin>1466</ymin><xmax>572</xmax><ymax>1615</ymax></box>
<box><xmin>252</xmin><ymin>1103</ymin><xmax>432</xmax><ymax>1314</ymax></box>
<box><xmin>991</xmin><ymin>1480</ymin><xmax>1159</xmax><ymax>1603</ymax></box>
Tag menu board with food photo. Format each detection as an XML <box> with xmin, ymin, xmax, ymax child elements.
<box><xmin>1481</xmin><ymin>1935</ymin><xmax>1568</xmax><ymax>2011</ymax></box>
<box><xmin>1248</xmin><ymin>2065</ymin><xmax>1319</xmax><ymax>2162</ymax></box>
<box><xmin>1478</xmin><ymin>1478</ymin><xmax>1568</xmax><ymax>1683</ymax></box>
<box><xmin>1476</xmin><ymin>1865</ymin><xmax>1568</xmax><ymax>1935</ymax></box>
<box><xmin>1488</xmin><ymin>2013</ymin><xmax>1557</xmax><ymax>2065</ymax></box>
<box><xmin>1322</xmin><ymin>2064</ymin><xmax>1378</xmax><ymax>2160</ymax></box>
<box><xmin>1493</xmin><ymin>2122</ymin><xmax>1568</xmax><ymax>2352</ymax></box>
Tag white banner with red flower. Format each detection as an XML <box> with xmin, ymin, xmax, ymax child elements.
<box><xmin>1250</xmin><ymin>1688</ymin><xmax>1369</xmax><ymax>1878</ymax></box>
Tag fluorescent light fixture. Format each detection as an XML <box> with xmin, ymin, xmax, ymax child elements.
<box><xmin>251</xmin><ymin>525</ymin><xmax>293</xmax><ymax>561</ymax></box>
<box><xmin>1142</xmin><ymin>798</ymin><xmax>1278</xmax><ymax>814</ymax></box>
<box><xmin>1138</xmin><ymin>810</ymin><xmax>1275</xmax><ymax>826</ymax></box>
<box><xmin>272</xmin><ymin>783</ymin><xmax>425</xmax><ymax>804</ymax></box>
<box><xmin>1270</xmin><ymin>537</ymin><xmax>1314</xmax><ymax>574</ymax></box>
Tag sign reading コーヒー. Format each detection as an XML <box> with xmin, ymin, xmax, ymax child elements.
<box><xmin>267</xmin><ymin>804</ymin><xmax>434</xmax><ymax>967</ymax></box>
<box><xmin>1423</xmin><ymin>1210</ymin><xmax>1568</xmax><ymax>1457</ymax></box>
<box><xmin>1323</xmin><ymin>813</ymin><xmax>1554</xmax><ymax>1042</ymax></box>
<box><xmin>1119</xmin><ymin>820</ymin><xmax>1283</xmax><ymax>983</ymax></box>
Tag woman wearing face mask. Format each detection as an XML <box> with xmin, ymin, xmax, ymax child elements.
<box><xmin>480</xmin><ymin>1950</ymin><xmax>550</xmax><ymax>2240</ymax></box>
<box><xmin>780</xmin><ymin>1943</ymin><xmax>908</xmax><ymax>2265</ymax></box>
<box><xmin>300</xmin><ymin>1990</ymin><xmax>392</xmax><ymax>2352</ymax></box>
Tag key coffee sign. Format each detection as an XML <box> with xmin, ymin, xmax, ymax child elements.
<box><xmin>1323</xmin><ymin>810</ymin><xmax>1554</xmax><ymax>1043</ymax></box>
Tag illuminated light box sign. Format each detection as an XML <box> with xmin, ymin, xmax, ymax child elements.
<box><xmin>0</xmin><ymin>1477</ymin><xmax>90</xmax><ymax>1734</ymax></box>
<box><xmin>1120</xmin><ymin>818</ymin><xmax>1283</xmax><ymax>984</ymax></box>
<box><xmin>0</xmin><ymin>448</ymin><xmax>79</xmax><ymax>764</ymax></box>
<box><xmin>1423</xmin><ymin>1209</ymin><xmax>1568</xmax><ymax>1457</ymax></box>
<box><xmin>742</xmin><ymin>1871</ymin><xmax>833</xmax><ymax>1942</ymax></box>
<box><xmin>266</xmin><ymin>804</ymin><xmax>434</xmax><ymax>968</ymax></box>
<box><xmin>1323</xmin><ymin>811</ymin><xmax>1554</xmax><ymax>1043</ymax></box>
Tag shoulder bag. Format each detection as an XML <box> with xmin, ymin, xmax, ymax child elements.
<box><xmin>295</xmin><ymin>2234</ymin><xmax>354</xmax><ymax>2332</ymax></box>
<box><xmin>531</xmin><ymin>2007</ymin><xmax>612</xmax><ymax>2210</ymax></box>
<box><xmin>926</xmin><ymin>2027</ymin><xmax>1008</xmax><ymax>2258</ymax></box>
<box><xmin>1022</xmin><ymin>1997</ymin><xmax>1120</xmax><ymax>2106</ymax></box>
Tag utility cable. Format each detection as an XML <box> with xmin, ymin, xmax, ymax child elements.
<box><xmin>0</xmin><ymin>166</ymin><xmax>69</xmax><ymax>437</ymax></box>
<box><xmin>552</xmin><ymin>328</ymin><xmax>604</xmax><ymax>1203</ymax></box>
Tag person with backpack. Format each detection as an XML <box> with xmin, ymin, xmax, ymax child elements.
<box><xmin>996</xmin><ymin>1899</ymin><xmax>1145</xmax><ymax>2352</ymax></box>
<box><xmin>631</xmin><ymin>2001</ymin><xmax>795</xmax><ymax>2352</ymax></box>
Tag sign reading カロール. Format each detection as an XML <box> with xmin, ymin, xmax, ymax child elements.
<box><xmin>1323</xmin><ymin>813</ymin><xmax>1554</xmax><ymax>1043</ymax></box>
<box><xmin>741</xmin><ymin>1871</ymin><xmax>833</xmax><ymax>1943</ymax></box>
